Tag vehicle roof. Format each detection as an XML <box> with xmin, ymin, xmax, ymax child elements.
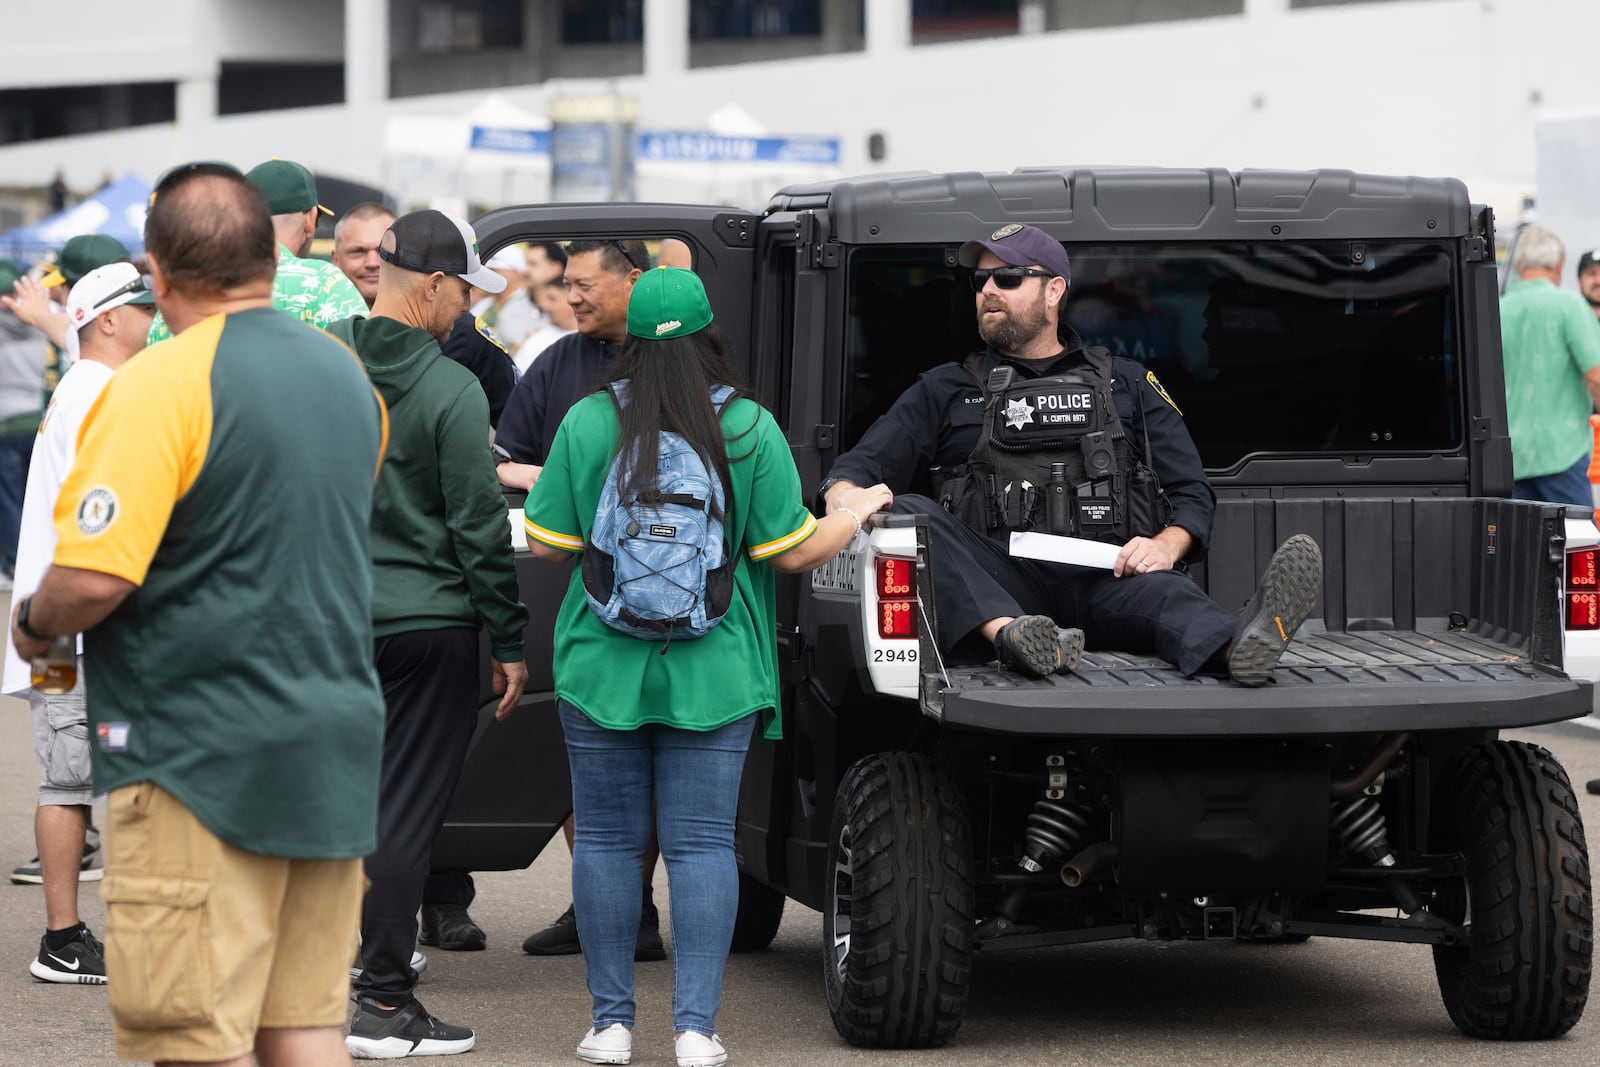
<box><xmin>765</xmin><ymin>167</ymin><xmax>1477</xmax><ymax>245</ymax></box>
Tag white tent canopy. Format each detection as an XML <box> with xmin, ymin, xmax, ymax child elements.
<box><xmin>383</xmin><ymin>93</ymin><xmax>550</xmax><ymax>211</ymax></box>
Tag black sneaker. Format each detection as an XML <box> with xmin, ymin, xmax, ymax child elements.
<box><xmin>993</xmin><ymin>615</ymin><xmax>1085</xmax><ymax>678</ymax></box>
<box><xmin>636</xmin><ymin>893</ymin><xmax>666</xmax><ymax>962</ymax></box>
<box><xmin>522</xmin><ymin>902</ymin><xmax>581</xmax><ymax>955</ymax></box>
<box><xmin>346</xmin><ymin>996</ymin><xmax>474</xmax><ymax>1058</ymax></box>
<box><xmin>12</xmin><ymin>823</ymin><xmax>103</xmax><ymax>885</ymax></box>
<box><xmin>419</xmin><ymin>901</ymin><xmax>486</xmax><ymax>952</ymax></box>
<box><xmin>1226</xmin><ymin>534</ymin><xmax>1322</xmax><ymax>687</ymax></box>
<box><xmin>29</xmin><ymin>927</ymin><xmax>107</xmax><ymax>985</ymax></box>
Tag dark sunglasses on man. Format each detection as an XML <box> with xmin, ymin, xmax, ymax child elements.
<box><xmin>969</xmin><ymin>266</ymin><xmax>1056</xmax><ymax>292</ymax></box>
<box><xmin>92</xmin><ymin>273</ymin><xmax>155</xmax><ymax>309</ymax></box>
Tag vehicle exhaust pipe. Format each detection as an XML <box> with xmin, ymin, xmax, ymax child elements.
<box><xmin>1060</xmin><ymin>841</ymin><xmax>1117</xmax><ymax>888</ymax></box>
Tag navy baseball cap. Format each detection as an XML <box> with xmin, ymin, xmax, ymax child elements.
<box><xmin>958</xmin><ymin>224</ymin><xmax>1071</xmax><ymax>287</ymax></box>
<box><xmin>1579</xmin><ymin>249</ymin><xmax>1600</xmax><ymax>277</ymax></box>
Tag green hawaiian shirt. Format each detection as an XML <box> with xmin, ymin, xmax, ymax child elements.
<box><xmin>147</xmin><ymin>245</ymin><xmax>369</xmax><ymax>344</ymax></box>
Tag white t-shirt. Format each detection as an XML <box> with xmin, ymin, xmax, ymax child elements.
<box><xmin>486</xmin><ymin>289</ymin><xmax>542</xmax><ymax>352</ymax></box>
<box><xmin>513</xmin><ymin>324</ymin><xmax>575</xmax><ymax>376</ymax></box>
<box><xmin>1</xmin><ymin>358</ymin><xmax>114</xmax><ymax>695</ymax></box>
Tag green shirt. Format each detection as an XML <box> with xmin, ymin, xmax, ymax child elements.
<box><xmin>524</xmin><ymin>393</ymin><xmax>817</xmax><ymax>740</ymax></box>
<box><xmin>55</xmin><ymin>308</ymin><xmax>388</xmax><ymax>859</ymax></box>
<box><xmin>1500</xmin><ymin>277</ymin><xmax>1600</xmax><ymax>479</ymax></box>
<box><xmin>146</xmin><ymin>244</ymin><xmax>369</xmax><ymax>345</ymax></box>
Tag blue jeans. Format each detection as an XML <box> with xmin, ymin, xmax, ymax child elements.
<box><xmin>1513</xmin><ymin>450</ymin><xmax>1593</xmax><ymax>509</ymax></box>
<box><xmin>0</xmin><ymin>430</ymin><xmax>34</xmax><ymax>575</ymax></box>
<box><xmin>560</xmin><ymin>701</ymin><xmax>755</xmax><ymax>1037</ymax></box>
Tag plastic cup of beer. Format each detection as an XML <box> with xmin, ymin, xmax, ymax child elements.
<box><xmin>31</xmin><ymin>635</ymin><xmax>76</xmax><ymax>695</ymax></box>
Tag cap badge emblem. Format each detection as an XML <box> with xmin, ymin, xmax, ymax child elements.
<box><xmin>655</xmin><ymin>320</ymin><xmax>682</xmax><ymax>336</ymax></box>
<box><xmin>991</xmin><ymin>223</ymin><xmax>1023</xmax><ymax>240</ymax></box>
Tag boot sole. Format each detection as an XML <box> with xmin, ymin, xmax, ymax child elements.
<box><xmin>1229</xmin><ymin>534</ymin><xmax>1322</xmax><ymax>687</ymax></box>
<box><xmin>997</xmin><ymin>616</ymin><xmax>1084</xmax><ymax>678</ymax></box>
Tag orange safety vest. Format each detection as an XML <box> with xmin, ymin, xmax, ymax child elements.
<box><xmin>1590</xmin><ymin>415</ymin><xmax>1600</xmax><ymax>484</ymax></box>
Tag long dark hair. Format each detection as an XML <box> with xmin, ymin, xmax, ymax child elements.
<box><xmin>607</xmin><ymin>322</ymin><xmax>756</xmax><ymax>521</ymax></box>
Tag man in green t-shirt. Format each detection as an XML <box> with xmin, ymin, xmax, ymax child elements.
<box><xmin>12</xmin><ymin>162</ymin><xmax>387</xmax><ymax>1065</ymax></box>
<box><xmin>1499</xmin><ymin>225</ymin><xmax>1600</xmax><ymax>507</ymax></box>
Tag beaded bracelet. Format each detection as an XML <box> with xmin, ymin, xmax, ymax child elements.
<box><xmin>838</xmin><ymin>506</ymin><xmax>864</xmax><ymax>537</ymax></box>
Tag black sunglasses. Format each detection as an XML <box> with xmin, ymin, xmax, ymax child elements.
<box><xmin>612</xmin><ymin>240</ymin><xmax>646</xmax><ymax>273</ymax></box>
<box><xmin>969</xmin><ymin>266</ymin><xmax>1056</xmax><ymax>292</ymax></box>
<box><xmin>92</xmin><ymin>273</ymin><xmax>154</xmax><ymax>309</ymax></box>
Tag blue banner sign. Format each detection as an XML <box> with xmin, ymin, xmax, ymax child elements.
<box><xmin>470</xmin><ymin>125</ymin><xmax>551</xmax><ymax>154</ymax></box>
<box><xmin>637</xmin><ymin>132</ymin><xmax>840</xmax><ymax>165</ymax></box>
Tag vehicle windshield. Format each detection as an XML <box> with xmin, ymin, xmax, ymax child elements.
<box><xmin>842</xmin><ymin>241</ymin><xmax>1462</xmax><ymax>472</ymax></box>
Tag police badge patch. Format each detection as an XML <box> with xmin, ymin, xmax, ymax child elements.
<box><xmin>1004</xmin><ymin>397</ymin><xmax>1035</xmax><ymax>430</ymax></box>
<box><xmin>991</xmin><ymin>223</ymin><xmax>1023</xmax><ymax>240</ymax></box>
<box><xmin>1146</xmin><ymin>370</ymin><xmax>1183</xmax><ymax>416</ymax></box>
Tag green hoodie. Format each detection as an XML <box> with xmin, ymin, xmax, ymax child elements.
<box><xmin>329</xmin><ymin>315</ymin><xmax>527</xmax><ymax>660</ymax></box>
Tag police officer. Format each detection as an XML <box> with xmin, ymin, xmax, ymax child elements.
<box><xmin>820</xmin><ymin>223</ymin><xmax>1321</xmax><ymax>685</ymax></box>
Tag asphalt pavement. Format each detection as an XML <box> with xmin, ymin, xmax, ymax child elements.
<box><xmin>2</xmin><ymin>639</ymin><xmax>1598</xmax><ymax>1065</ymax></box>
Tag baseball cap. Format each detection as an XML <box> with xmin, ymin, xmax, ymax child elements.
<box><xmin>65</xmin><ymin>263</ymin><xmax>155</xmax><ymax>331</ymax></box>
<box><xmin>378</xmin><ymin>210</ymin><xmax>506</xmax><ymax>294</ymax></box>
<box><xmin>39</xmin><ymin>233</ymin><xmax>131</xmax><ymax>289</ymax></box>
<box><xmin>1579</xmin><ymin>249</ymin><xmax>1600</xmax><ymax>277</ymax></box>
<box><xmin>0</xmin><ymin>259</ymin><xmax>21</xmax><ymax>293</ymax></box>
<box><xmin>484</xmin><ymin>244</ymin><xmax>527</xmax><ymax>272</ymax></box>
<box><xmin>627</xmin><ymin>266</ymin><xmax>714</xmax><ymax>340</ymax></box>
<box><xmin>957</xmin><ymin>223</ymin><xmax>1071</xmax><ymax>287</ymax></box>
<box><xmin>246</xmin><ymin>159</ymin><xmax>332</xmax><ymax>216</ymax></box>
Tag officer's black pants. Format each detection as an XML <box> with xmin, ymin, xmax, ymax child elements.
<box><xmin>356</xmin><ymin>626</ymin><xmax>479</xmax><ymax>1004</ymax></box>
<box><xmin>895</xmin><ymin>494</ymin><xmax>1236</xmax><ymax>676</ymax></box>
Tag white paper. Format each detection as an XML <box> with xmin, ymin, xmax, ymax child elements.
<box><xmin>509</xmin><ymin>508</ymin><xmax>528</xmax><ymax>551</ymax></box>
<box><xmin>1009</xmin><ymin>530</ymin><xmax>1120</xmax><ymax>570</ymax></box>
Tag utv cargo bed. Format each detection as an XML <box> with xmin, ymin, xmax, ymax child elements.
<box><xmin>929</xmin><ymin>629</ymin><xmax>1591</xmax><ymax>736</ymax></box>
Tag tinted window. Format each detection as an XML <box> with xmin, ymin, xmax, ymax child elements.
<box><xmin>841</xmin><ymin>242</ymin><xmax>1461</xmax><ymax>471</ymax></box>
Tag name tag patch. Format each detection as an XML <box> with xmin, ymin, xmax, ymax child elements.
<box><xmin>993</xmin><ymin>383</ymin><xmax>1101</xmax><ymax>448</ymax></box>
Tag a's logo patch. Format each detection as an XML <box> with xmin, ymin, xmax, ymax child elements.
<box><xmin>655</xmin><ymin>320</ymin><xmax>682</xmax><ymax>336</ymax></box>
<box><xmin>1003</xmin><ymin>396</ymin><xmax>1036</xmax><ymax>430</ymax></box>
<box><xmin>1146</xmin><ymin>370</ymin><xmax>1183</xmax><ymax>416</ymax></box>
<box><xmin>76</xmin><ymin>487</ymin><xmax>118</xmax><ymax>536</ymax></box>
<box><xmin>991</xmin><ymin>223</ymin><xmax>1023</xmax><ymax>240</ymax></box>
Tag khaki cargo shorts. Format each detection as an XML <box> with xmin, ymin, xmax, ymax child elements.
<box><xmin>102</xmin><ymin>781</ymin><xmax>363</xmax><ymax>1063</ymax></box>
<box><xmin>29</xmin><ymin>665</ymin><xmax>93</xmax><ymax>806</ymax></box>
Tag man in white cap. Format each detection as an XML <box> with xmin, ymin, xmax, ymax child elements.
<box><xmin>472</xmin><ymin>244</ymin><xmax>539</xmax><ymax>349</ymax></box>
<box><xmin>3</xmin><ymin>262</ymin><xmax>155</xmax><ymax>986</ymax></box>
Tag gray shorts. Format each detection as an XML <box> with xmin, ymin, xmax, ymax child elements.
<box><xmin>30</xmin><ymin>662</ymin><xmax>93</xmax><ymax>806</ymax></box>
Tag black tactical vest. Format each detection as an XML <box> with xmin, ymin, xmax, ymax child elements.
<box><xmin>936</xmin><ymin>347</ymin><xmax>1168</xmax><ymax>546</ymax></box>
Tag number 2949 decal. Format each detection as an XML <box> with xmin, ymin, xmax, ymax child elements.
<box><xmin>873</xmin><ymin>648</ymin><xmax>917</xmax><ymax>663</ymax></box>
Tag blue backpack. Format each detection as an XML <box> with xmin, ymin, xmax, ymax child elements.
<box><xmin>581</xmin><ymin>381</ymin><xmax>736</xmax><ymax>643</ymax></box>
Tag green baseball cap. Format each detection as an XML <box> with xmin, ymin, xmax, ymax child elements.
<box><xmin>246</xmin><ymin>158</ymin><xmax>332</xmax><ymax>216</ymax></box>
<box><xmin>626</xmin><ymin>266</ymin><xmax>713</xmax><ymax>341</ymax></box>
<box><xmin>0</xmin><ymin>259</ymin><xmax>21</xmax><ymax>293</ymax></box>
<box><xmin>39</xmin><ymin>233</ymin><xmax>131</xmax><ymax>288</ymax></box>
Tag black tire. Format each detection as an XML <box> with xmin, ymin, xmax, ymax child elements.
<box><xmin>1430</xmin><ymin>740</ymin><xmax>1592</xmax><ymax>1039</ymax></box>
<box><xmin>729</xmin><ymin>869</ymin><xmax>785</xmax><ymax>952</ymax></box>
<box><xmin>822</xmin><ymin>752</ymin><xmax>975</xmax><ymax>1049</ymax></box>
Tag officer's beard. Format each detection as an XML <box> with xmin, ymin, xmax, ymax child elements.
<box><xmin>977</xmin><ymin>291</ymin><xmax>1051</xmax><ymax>356</ymax></box>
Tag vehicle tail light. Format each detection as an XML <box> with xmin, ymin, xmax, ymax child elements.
<box><xmin>875</xmin><ymin>556</ymin><xmax>917</xmax><ymax>639</ymax></box>
<box><xmin>1568</xmin><ymin>550</ymin><xmax>1600</xmax><ymax>630</ymax></box>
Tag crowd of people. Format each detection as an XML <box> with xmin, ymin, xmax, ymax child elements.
<box><xmin>2</xmin><ymin>157</ymin><xmax>1596</xmax><ymax>1066</ymax></box>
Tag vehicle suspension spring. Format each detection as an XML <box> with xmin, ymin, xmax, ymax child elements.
<box><xmin>1330</xmin><ymin>795</ymin><xmax>1395</xmax><ymax>866</ymax></box>
<box><xmin>1020</xmin><ymin>799</ymin><xmax>1091</xmax><ymax>873</ymax></box>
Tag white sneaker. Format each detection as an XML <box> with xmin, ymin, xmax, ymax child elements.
<box><xmin>577</xmin><ymin>1023</ymin><xmax>632</xmax><ymax>1064</ymax></box>
<box><xmin>349</xmin><ymin>949</ymin><xmax>429</xmax><ymax>982</ymax></box>
<box><xmin>675</xmin><ymin>1031</ymin><xmax>727</xmax><ymax>1067</ymax></box>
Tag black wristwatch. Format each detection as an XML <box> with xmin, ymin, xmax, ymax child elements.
<box><xmin>17</xmin><ymin>597</ymin><xmax>46</xmax><ymax>641</ymax></box>
<box><xmin>491</xmin><ymin>443</ymin><xmax>513</xmax><ymax>466</ymax></box>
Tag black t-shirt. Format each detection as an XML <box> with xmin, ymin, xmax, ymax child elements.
<box><xmin>441</xmin><ymin>311</ymin><xmax>515</xmax><ymax>428</ymax></box>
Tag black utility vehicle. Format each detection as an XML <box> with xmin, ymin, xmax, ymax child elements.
<box><xmin>444</xmin><ymin>168</ymin><xmax>1593</xmax><ymax>1047</ymax></box>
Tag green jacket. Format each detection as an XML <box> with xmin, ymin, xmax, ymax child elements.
<box><xmin>330</xmin><ymin>315</ymin><xmax>527</xmax><ymax>660</ymax></box>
